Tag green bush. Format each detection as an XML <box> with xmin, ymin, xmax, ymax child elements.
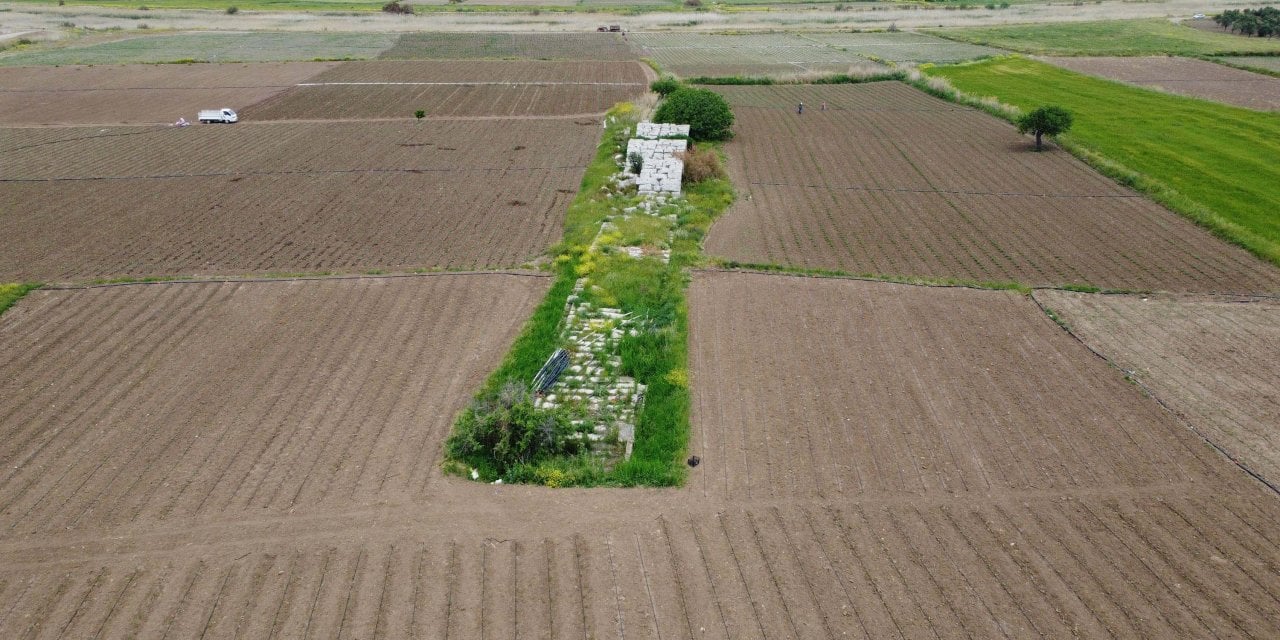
<box><xmin>225</xmin><ymin>5</ymin><xmax>237</xmax><ymax>13</ymax></box>
<box><xmin>650</xmin><ymin>76</ymin><xmax>682</xmax><ymax>97</ymax></box>
<box><xmin>445</xmin><ymin>382</ymin><xmax>584</xmax><ymax>476</ymax></box>
<box><xmin>654</xmin><ymin>87</ymin><xmax>735</xmax><ymax>141</ymax></box>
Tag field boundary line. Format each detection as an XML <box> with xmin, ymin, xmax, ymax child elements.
<box><xmin>701</xmin><ymin>265</ymin><xmax>1280</xmax><ymax>298</ymax></box>
<box><xmin>295</xmin><ymin>81</ymin><xmax>645</xmax><ymax>87</ymax></box>
<box><xmin>1027</xmin><ymin>290</ymin><xmax>1280</xmax><ymax>498</ymax></box>
<box><xmin>1</xmin><ymin>165</ymin><xmax>588</xmax><ymax>183</ymax></box>
<box><xmin>745</xmin><ymin>179</ymin><xmax>1146</xmax><ymax>199</ymax></box>
<box><xmin>37</xmin><ymin>270</ymin><xmax>553</xmax><ymax>292</ymax></box>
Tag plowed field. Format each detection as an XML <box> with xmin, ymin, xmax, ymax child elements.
<box><xmin>1046</xmin><ymin>56</ymin><xmax>1280</xmax><ymax>111</ymax></box>
<box><xmin>301</xmin><ymin>59</ymin><xmax>649</xmax><ymax>84</ymax></box>
<box><xmin>2</xmin><ymin>274</ymin><xmax>1279</xmax><ymax>638</ymax></box>
<box><xmin>245</xmin><ymin>82</ymin><xmax>641</xmax><ymax>120</ymax></box>
<box><xmin>629</xmin><ymin>32</ymin><xmax>886</xmax><ymax>79</ymax></box>
<box><xmin>705</xmin><ymin>83</ymin><xmax>1280</xmax><ymax>293</ymax></box>
<box><xmin>0</xmin><ymin>62</ymin><xmax>335</xmax><ymax>125</ymax></box>
<box><xmin>0</xmin><ymin>275</ymin><xmax>549</xmax><ymax>533</ymax></box>
<box><xmin>378</xmin><ymin>32</ymin><xmax>635</xmax><ymax>61</ymax></box>
<box><xmin>1037</xmin><ymin>290</ymin><xmax>1280</xmax><ymax>490</ymax></box>
<box><xmin>0</xmin><ymin>120</ymin><xmax>598</xmax><ymax>281</ymax></box>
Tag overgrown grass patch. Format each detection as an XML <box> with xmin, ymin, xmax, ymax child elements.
<box><xmin>927</xmin><ymin>56</ymin><xmax>1280</xmax><ymax>267</ymax></box>
<box><xmin>444</xmin><ymin>104</ymin><xmax>734</xmax><ymax>487</ymax></box>
<box><xmin>0</xmin><ymin>283</ymin><xmax>41</xmax><ymax>317</ymax></box>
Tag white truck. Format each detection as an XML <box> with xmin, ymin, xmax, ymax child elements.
<box><xmin>198</xmin><ymin>108</ymin><xmax>238</xmax><ymax>124</ymax></box>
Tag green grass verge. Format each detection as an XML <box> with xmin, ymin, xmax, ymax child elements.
<box><xmin>926</xmin><ymin>56</ymin><xmax>1280</xmax><ymax>268</ymax></box>
<box><xmin>928</xmin><ymin>18</ymin><xmax>1280</xmax><ymax>56</ymax></box>
<box><xmin>443</xmin><ymin>105</ymin><xmax>735</xmax><ymax>487</ymax></box>
<box><xmin>0</xmin><ymin>283</ymin><xmax>42</xmax><ymax>317</ymax></box>
<box><xmin>687</xmin><ymin>70</ymin><xmax>907</xmax><ymax>85</ymax></box>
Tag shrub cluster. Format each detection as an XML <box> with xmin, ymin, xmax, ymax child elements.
<box><xmin>679</xmin><ymin>147</ymin><xmax>726</xmax><ymax>184</ymax></box>
<box><xmin>381</xmin><ymin>1</ymin><xmax>414</xmax><ymax>14</ymax></box>
<box><xmin>445</xmin><ymin>382</ymin><xmax>584</xmax><ymax>476</ymax></box>
<box><xmin>653</xmin><ymin>87</ymin><xmax>734</xmax><ymax>141</ymax></box>
<box><xmin>650</xmin><ymin>76</ymin><xmax>682</xmax><ymax>97</ymax></box>
<box><xmin>1216</xmin><ymin>7</ymin><xmax>1280</xmax><ymax>37</ymax></box>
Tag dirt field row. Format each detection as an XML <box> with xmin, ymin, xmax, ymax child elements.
<box><xmin>0</xmin><ymin>171</ymin><xmax>579</xmax><ymax>282</ymax></box>
<box><xmin>3</xmin><ymin>491</ymin><xmax>1280</xmax><ymax>639</ymax></box>
<box><xmin>0</xmin><ymin>275</ymin><xmax>549</xmax><ymax>533</ymax></box>
<box><xmin>2</xmin><ymin>273</ymin><xmax>1279</xmax><ymax>637</ymax></box>
<box><xmin>1045</xmin><ymin>56</ymin><xmax>1280</xmax><ymax>111</ymax></box>
<box><xmin>686</xmin><ymin>271</ymin><xmax>1228</xmax><ymax>501</ymax></box>
<box><xmin>378</xmin><ymin>32</ymin><xmax>636</xmax><ymax>61</ymax></box>
<box><xmin>705</xmin><ymin>83</ymin><xmax>1280</xmax><ymax>293</ymax></box>
<box><xmin>1037</xmin><ymin>290</ymin><xmax>1280</xmax><ymax>490</ymax></box>
<box><xmin>0</xmin><ymin>59</ymin><xmax>647</xmax><ymax>125</ymax></box>
<box><xmin>305</xmin><ymin>59</ymin><xmax>649</xmax><ymax>84</ymax></box>
<box><xmin>2</xmin><ymin>119</ymin><xmax>601</xmax><ymax>179</ymax></box>
<box><xmin>0</xmin><ymin>118</ymin><xmax>597</xmax><ymax>281</ymax></box>
<box><xmin>0</xmin><ymin>61</ymin><xmax>338</xmax><ymax>126</ymax></box>
<box><xmin>245</xmin><ymin>83</ymin><xmax>639</xmax><ymax>120</ymax></box>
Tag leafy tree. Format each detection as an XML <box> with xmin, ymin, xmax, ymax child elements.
<box><xmin>653</xmin><ymin>88</ymin><xmax>735</xmax><ymax>141</ymax></box>
<box><xmin>650</xmin><ymin>76</ymin><xmax>681</xmax><ymax>98</ymax></box>
<box><xmin>1017</xmin><ymin>105</ymin><xmax>1073</xmax><ymax>151</ymax></box>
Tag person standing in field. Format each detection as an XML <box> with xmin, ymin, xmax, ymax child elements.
<box><xmin>797</xmin><ymin>102</ymin><xmax>804</xmax><ymax>114</ymax></box>
<box><xmin>821</xmin><ymin>102</ymin><xmax>827</xmax><ymax>111</ymax></box>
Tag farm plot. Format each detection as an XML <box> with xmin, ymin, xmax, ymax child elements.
<box><xmin>0</xmin><ymin>274</ymin><xmax>550</xmax><ymax>534</ymax></box>
<box><xmin>1</xmin><ymin>119</ymin><xmax>600</xmax><ymax>179</ymax></box>
<box><xmin>1046</xmin><ymin>56</ymin><xmax>1280</xmax><ymax>111</ymax></box>
<box><xmin>0</xmin><ymin>32</ymin><xmax>399</xmax><ymax>66</ymax></box>
<box><xmin>629</xmin><ymin>32</ymin><xmax>886</xmax><ymax>79</ymax></box>
<box><xmin>805</xmin><ymin>31</ymin><xmax>1001</xmax><ymax>64</ymax></box>
<box><xmin>246</xmin><ymin>82</ymin><xmax>640</xmax><ymax>119</ymax></box>
<box><xmin>5</xmin><ymin>272</ymin><xmax>1280</xmax><ymax>637</ymax></box>
<box><xmin>301</xmin><ymin>59</ymin><xmax>650</xmax><ymax>84</ymax></box>
<box><xmin>0</xmin><ymin>120</ymin><xmax>598</xmax><ymax>281</ymax></box>
<box><xmin>1036</xmin><ymin>290</ymin><xmax>1280</xmax><ymax>490</ymax></box>
<box><xmin>0</xmin><ymin>62</ymin><xmax>335</xmax><ymax>125</ymax></box>
<box><xmin>687</xmin><ymin>271</ymin><xmax>1233</xmax><ymax>501</ymax></box>
<box><xmin>706</xmin><ymin>83</ymin><xmax>1280</xmax><ymax>293</ymax></box>
<box><xmin>3</xmin><ymin>490</ymin><xmax>1280</xmax><ymax>639</ymax></box>
<box><xmin>378</xmin><ymin>32</ymin><xmax>635</xmax><ymax>61</ymax></box>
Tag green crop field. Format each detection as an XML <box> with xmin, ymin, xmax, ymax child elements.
<box><xmin>930</xmin><ymin>18</ymin><xmax>1280</xmax><ymax>56</ymax></box>
<box><xmin>930</xmin><ymin>56</ymin><xmax>1280</xmax><ymax>266</ymax></box>
<box><xmin>0</xmin><ymin>32</ymin><xmax>398</xmax><ymax>65</ymax></box>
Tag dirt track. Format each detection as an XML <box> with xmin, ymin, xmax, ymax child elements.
<box><xmin>0</xmin><ymin>62</ymin><xmax>336</xmax><ymax>125</ymax></box>
<box><xmin>1046</xmin><ymin>56</ymin><xmax>1280</xmax><ymax>111</ymax></box>
<box><xmin>2</xmin><ymin>273</ymin><xmax>1280</xmax><ymax>638</ymax></box>
<box><xmin>1037</xmin><ymin>290</ymin><xmax>1280</xmax><ymax>491</ymax></box>
<box><xmin>705</xmin><ymin>83</ymin><xmax>1280</xmax><ymax>293</ymax></box>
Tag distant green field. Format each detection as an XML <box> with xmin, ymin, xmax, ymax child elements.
<box><xmin>930</xmin><ymin>56</ymin><xmax>1280</xmax><ymax>265</ymax></box>
<box><xmin>8</xmin><ymin>0</ymin><xmax>384</xmax><ymax>10</ymax></box>
<box><xmin>0</xmin><ymin>32</ymin><xmax>398</xmax><ymax>65</ymax></box>
<box><xmin>930</xmin><ymin>18</ymin><xmax>1280</xmax><ymax>56</ymax></box>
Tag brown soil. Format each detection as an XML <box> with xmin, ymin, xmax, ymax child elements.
<box><xmin>305</xmin><ymin>59</ymin><xmax>650</xmax><ymax>84</ymax></box>
<box><xmin>0</xmin><ymin>120</ymin><xmax>599</xmax><ymax>282</ymax></box>
<box><xmin>377</xmin><ymin>32</ymin><xmax>636</xmax><ymax>61</ymax></box>
<box><xmin>2</xmin><ymin>274</ymin><xmax>1280</xmax><ymax>638</ymax></box>
<box><xmin>1036</xmin><ymin>290</ymin><xmax>1280</xmax><ymax>490</ymax></box>
<box><xmin>0</xmin><ymin>62</ymin><xmax>336</xmax><ymax>125</ymax></box>
<box><xmin>245</xmin><ymin>83</ymin><xmax>640</xmax><ymax>120</ymax></box>
<box><xmin>704</xmin><ymin>83</ymin><xmax>1280</xmax><ymax>294</ymax></box>
<box><xmin>1046</xmin><ymin>56</ymin><xmax>1280</xmax><ymax>111</ymax></box>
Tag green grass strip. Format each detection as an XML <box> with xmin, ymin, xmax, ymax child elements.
<box><xmin>924</xmin><ymin>56</ymin><xmax>1280</xmax><ymax>268</ymax></box>
<box><xmin>0</xmin><ymin>283</ymin><xmax>42</xmax><ymax>317</ymax></box>
<box><xmin>442</xmin><ymin>105</ymin><xmax>734</xmax><ymax>487</ymax></box>
<box><xmin>928</xmin><ymin>18</ymin><xmax>1280</xmax><ymax>57</ymax></box>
